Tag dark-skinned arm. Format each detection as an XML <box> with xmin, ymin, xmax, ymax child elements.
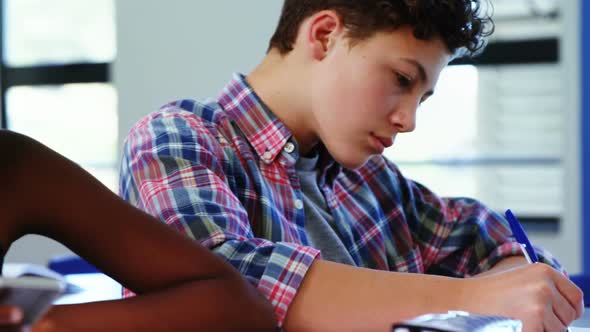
<box><xmin>0</xmin><ymin>130</ymin><xmax>276</xmax><ymax>331</ymax></box>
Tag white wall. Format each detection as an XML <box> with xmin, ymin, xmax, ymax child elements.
<box><xmin>115</xmin><ymin>1</ymin><xmax>283</xmax><ymax>151</ymax></box>
<box><xmin>5</xmin><ymin>235</ymin><xmax>71</xmax><ymax>265</ymax></box>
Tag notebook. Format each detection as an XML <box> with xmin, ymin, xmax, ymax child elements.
<box><xmin>392</xmin><ymin>311</ymin><xmax>521</xmax><ymax>331</ymax></box>
<box><xmin>392</xmin><ymin>310</ymin><xmax>590</xmax><ymax>332</ymax></box>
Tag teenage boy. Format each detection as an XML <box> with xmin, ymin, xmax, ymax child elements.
<box><xmin>0</xmin><ymin>130</ymin><xmax>276</xmax><ymax>331</ymax></box>
<box><xmin>120</xmin><ymin>1</ymin><xmax>584</xmax><ymax>331</ymax></box>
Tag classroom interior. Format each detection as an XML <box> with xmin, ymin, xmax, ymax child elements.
<box><xmin>0</xmin><ymin>0</ymin><xmax>588</xmax><ymax>290</ymax></box>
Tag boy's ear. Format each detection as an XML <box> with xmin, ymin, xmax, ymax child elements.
<box><xmin>306</xmin><ymin>10</ymin><xmax>342</xmax><ymax>61</ymax></box>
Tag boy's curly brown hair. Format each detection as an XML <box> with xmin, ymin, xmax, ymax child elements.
<box><xmin>268</xmin><ymin>0</ymin><xmax>493</xmax><ymax>57</ymax></box>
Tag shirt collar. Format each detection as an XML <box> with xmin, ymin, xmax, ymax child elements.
<box><xmin>216</xmin><ymin>73</ymin><xmax>342</xmax><ymax>179</ymax></box>
<box><xmin>217</xmin><ymin>73</ymin><xmax>293</xmax><ymax>164</ymax></box>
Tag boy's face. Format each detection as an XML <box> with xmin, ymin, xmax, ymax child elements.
<box><xmin>309</xmin><ymin>26</ymin><xmax>451</xmax><ymax>169</ymax></box>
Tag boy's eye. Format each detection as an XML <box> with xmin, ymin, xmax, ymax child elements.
<box><xmin>396</xmin><ymin>73</ymin><xmax>412</xmax><ymax>88</ymax></box>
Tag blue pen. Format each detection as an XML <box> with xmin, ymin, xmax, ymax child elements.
<box><xmin>505</xmin><ymin>209</ymin><xmax>539</xmax><ymax>264</ymax></box>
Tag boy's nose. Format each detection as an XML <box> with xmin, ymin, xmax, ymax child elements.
<box><xmin>389</xmin><ymin>100</ymin><xmax>418</xmax><ymax>133</ymax></box>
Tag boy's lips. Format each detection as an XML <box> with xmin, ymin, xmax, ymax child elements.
<box><xmin>374</xmin><ymin>135</ymin><xmax>394</xmax><ymax>148</ymax></box>
<box><xmin>369</xmin><ymin>133</ymin><xmax>394</xmax><ymax>153</ymax></box>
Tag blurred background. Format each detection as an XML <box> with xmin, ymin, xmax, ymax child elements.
<box><xmin>0</xmin><ymin>0</ymin><xmax>588</xmax><ymax>275</ymax></box>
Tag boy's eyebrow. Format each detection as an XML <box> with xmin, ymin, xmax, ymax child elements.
<box><xmin>400</xmin><ymin>58</ymin><xmax>428</xmax><ymax>83</ymax></box>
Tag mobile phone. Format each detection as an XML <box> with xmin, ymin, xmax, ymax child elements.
<box><xmin>0</xmin><ymin>276</ymin><xmax>65</xmax><ymax>325</ymax></box>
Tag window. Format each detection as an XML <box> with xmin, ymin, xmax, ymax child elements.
<box><xmin>387</xmin><ymin>0</ymin><xmax>563</xmax><ymax>227</ymax></box>
<box><xmin>6</xmin><ymin>84</ymin><xmax>118</xmax><ymax>188</ymax></box>
<box><xmin>0</xmin><ymin>0</ymin><xmax>118</xmax><ymax>265</ymax></box>
<box><xmin>387</xmin><ymin>64</ymin><xmax>563</xmax><ymax>221</ymax></box>
<box><xmin>385</xmin><ymin>65</ymin><xmax>481</xmax><ymax>198</ymax></box>
<box><xmin>1</xmin><ymin>0</ymin><xmax>117</xmax><ymax>190</ymax></box>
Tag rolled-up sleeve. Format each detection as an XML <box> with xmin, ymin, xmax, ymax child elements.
<box><xmin>119</xmin><ymin>107</ymin><xmax>319</xmax><ymax>325</ymax></box>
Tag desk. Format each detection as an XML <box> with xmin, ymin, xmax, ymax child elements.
<box><xmin>54</xmin><ymin>273</ymin><xmax>121</xmax><ymax>305</ymax></box>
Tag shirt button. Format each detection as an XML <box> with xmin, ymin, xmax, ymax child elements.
<box><xmin>262</xmin><ymin>151</ymin><xmax>273</xmax><ymax>161</ymax></box>
<box><xmin>294</xmin><ymin>199</ymin><xmax>304</xmax><ymax>210</ymax></box>
<box><xmin>284</xmin><ymin>142</ymin><xmax>295</xmax><ymax>153</ymax></box>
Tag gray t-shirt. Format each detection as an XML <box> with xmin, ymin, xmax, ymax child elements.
<box><xmin>295</xmin><ymin>150</ymin><xmax>355</xmax><ymax>265</ymax></box>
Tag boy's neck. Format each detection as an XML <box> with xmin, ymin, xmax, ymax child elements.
<box><xmin>246</xmin><ymin>49</ymin><xmax>319</xmax><ymax>155</ymax></box>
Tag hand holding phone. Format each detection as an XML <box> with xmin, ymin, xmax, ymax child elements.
<box><xmin>0</xmin><ymin>277</ymin><xmax>64</xmax><ymax>327</ymax></box>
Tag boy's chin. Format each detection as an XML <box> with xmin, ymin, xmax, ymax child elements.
<box><xmin>332</xmin><ymin>151</ymin><xmax>372</xmax><ymax>170</ymax></box>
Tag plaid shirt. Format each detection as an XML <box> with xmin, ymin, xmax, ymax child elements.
<box><xmin>119</xmin><ymin>73</ymin><xmax>562</xmax><ymax>326</ymax></box>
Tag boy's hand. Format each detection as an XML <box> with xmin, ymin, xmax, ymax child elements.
<box><xmin>465</xmin><ymin>263</ymin><xmax>584</xmax><ymax>332</ymax></box>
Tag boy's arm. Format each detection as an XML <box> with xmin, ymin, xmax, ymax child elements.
<box><xmin>477</xmin><ymin>255</ymin><xmax>528</xmax><ymax>275</ymax></box>
<box><xmin>0</xmin><ymin>130</ymin><xmax>276</xmax><ymax>331</ymax></box>
<box><xmin>282</xmin><ymin>257</ymin><xmax>582</xmax><ymax>332</ymax></box>
<box><xmin>120</xmin><ymin>107</ymin><xmax>320</xmax><ymax>326</ymax></box>
<box><xmin>279</xmin><ymin>159</ymin><xmax>578</xmax><ymax>332</ymax></box>
<box><xmin>282</xmin><ymin>159</ymin><xmax>580</xmax><ymax>332</ymax></box>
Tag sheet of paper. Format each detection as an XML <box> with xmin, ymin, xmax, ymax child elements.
<box><xmin>54</xmin><ymin>273</ymin><xmax>121</xmax><ymax>305</ymax></box>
